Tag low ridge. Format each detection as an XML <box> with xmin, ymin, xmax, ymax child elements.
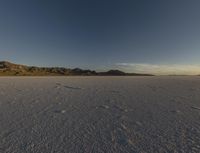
<box><xmin>0</xmin><ymin>61</ymin><xmax>153</xmax><ymax>76</ymax></box>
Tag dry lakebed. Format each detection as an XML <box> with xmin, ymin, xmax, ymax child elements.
<box><xmin>0</xmin><ymin>76</ymin><xmax>200</xmax><ymax>153</ymax></box>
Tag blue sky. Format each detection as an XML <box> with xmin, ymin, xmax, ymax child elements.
<box><xmin>1</xmin><ymin>0</ymin><xmax>200</xmax><ymax>74</ymax></box>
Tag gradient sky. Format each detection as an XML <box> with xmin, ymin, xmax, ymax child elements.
<box><xmin>1</xmin><ymin>0</ymin><xmax>200</xmax><ymax>74</ymax></box>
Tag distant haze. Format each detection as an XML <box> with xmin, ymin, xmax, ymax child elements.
<box><xmin>116</xmin><ymin>63</ymin><xmax>200</xmax><ymax>75</ymax></box>
<box><xmin>0</xmin><ymin>0</ymin><xmax>200</xmax><ymax>75</ymax></box>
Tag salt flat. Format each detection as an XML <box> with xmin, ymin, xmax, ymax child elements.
<box><xmin>0</xmin><ymin>76</ymin><xmax>200</xmax><ymax>153</ymax></box>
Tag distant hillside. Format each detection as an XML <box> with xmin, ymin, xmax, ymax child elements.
<box><xmin>0</xmin><ymin>61</ymin><xmax>154</xmax><ymax>76</ymax></box>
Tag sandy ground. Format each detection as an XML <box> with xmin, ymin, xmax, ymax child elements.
<box><xmin>0</xmin><ymin>76</ymin><xmax>200</xmax><ymax>153</ymax></box>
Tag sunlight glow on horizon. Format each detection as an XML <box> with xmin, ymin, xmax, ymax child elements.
<box><xmin>116</xmin><ymin>63</ymin><xmax>200</xmax><ymax>75</ymax></box>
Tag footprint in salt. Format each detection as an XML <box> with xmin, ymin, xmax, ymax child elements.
<box><xmin>64</xmin><ymin>86</ymin><xmax>82</xmax><ymax>90</ymax></box>
<box><xmin>97</xmin><ymin>105</ymin><xmax>110</xmax><ymax>109</ymax></box>
<box><xmin>55</xmin><ymin>83</ymin><xmax>83</xmax><ymax>90</ymax></box>
<box><xmin>171</xmin><ymin>110</ymin><xmax>181</xmax><ymax>114</ymax></box>
<box><xmin>191</xmin><ymin>106</ymin><xmax>200</xmax><ymax>110</ymax></box>
<box><xmin>54</xmin><ymin>110</ymin><xmax>66</xmax><ymax>114</ymax></box>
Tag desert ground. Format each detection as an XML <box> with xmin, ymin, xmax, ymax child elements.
<box><xmin>0</xmin><ymin>76</ymin><xmax>200</xmax><ymax>153</ymax></box>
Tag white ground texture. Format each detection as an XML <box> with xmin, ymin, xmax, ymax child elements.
<box><xmin>0</xmin><ymin>76</ymin><xmax>200</xmax><ymax>153</ymax></box>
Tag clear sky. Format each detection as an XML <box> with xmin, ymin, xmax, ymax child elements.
<box><xmin>1</xmin><ymin>0</ymin><xmax>200</xmax><ymax>74</ymax></box>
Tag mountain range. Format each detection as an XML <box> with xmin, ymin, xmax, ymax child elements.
<box><xmin>0</xmin><ymin>61</ymin><xmax>153</xmax><ymax>76</ymax></box>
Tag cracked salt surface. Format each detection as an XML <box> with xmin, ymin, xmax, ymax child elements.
<box><xmin>0</xmin><ymin>76</ymin><xmax>200</xmax><ymax>153</ymax></box>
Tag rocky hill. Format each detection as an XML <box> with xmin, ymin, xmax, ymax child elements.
<box><xmin>0</xmin><ymin>61</ymin><xmax>153</xmax><ymax>76</ymax></box>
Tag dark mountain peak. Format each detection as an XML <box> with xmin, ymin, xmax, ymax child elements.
<box><xmin>106</xmin><ymin>70</ymin><xmax>126</xmax><ymax>75</ymax></box>
<box><xmin>98</xmin><ymin>70</ymin><xmax>126</xmax><ymax>76</ymax></box>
